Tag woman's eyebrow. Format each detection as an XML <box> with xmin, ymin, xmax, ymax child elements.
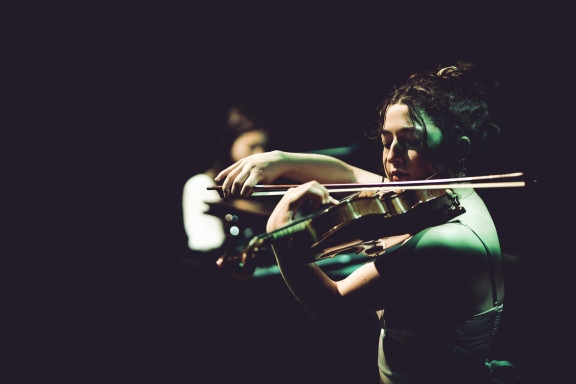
<box><xmin>381</xmin><ymin>127</ymin><xmax>416</xmax><ymax>134</ymax></box>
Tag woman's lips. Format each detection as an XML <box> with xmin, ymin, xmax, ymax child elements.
<box><xmin>391</xmin><ymin>171</ymin><xmax>410</xmax><ymax>181</ymax></box>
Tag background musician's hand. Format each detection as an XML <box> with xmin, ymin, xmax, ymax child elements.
<box><xmin>215</xmin><ymin>150</ymin><xmax>286</xmax><ymax>198</ymax></box>
<box><xmin>266</xmin><ymin>181</ymin><xmax>339</xmax><ymax>233</ymax></box>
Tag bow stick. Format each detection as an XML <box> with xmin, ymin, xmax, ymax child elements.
<box><xmin>208</xmin><ymin>172</ymin><xmax>528</xmax><ymax>197</ymax></box>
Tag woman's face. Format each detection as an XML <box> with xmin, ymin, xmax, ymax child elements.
<box><xmin>381</xmin><ymin>104</ymin><xmax>445</xmax><ymax>181</ymax></box>
<box><xmin>230</xmin><ymin>130</ymin><xmax>268</xmax><ymax>163</ymax></box>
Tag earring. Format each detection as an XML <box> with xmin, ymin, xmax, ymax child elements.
<box><xmin>454</xmin><ymin>158</ymin><xmax>467</xmax><ymax>178</ymax></box>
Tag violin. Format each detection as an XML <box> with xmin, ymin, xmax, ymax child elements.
<box><xmin>241</xmin><ymin>187</ymin><xmax>466</xmax><ymax>266</ymax></box>
<box><xmin>207</xmin><ymin>172</ymin><xmax>528</xmax><ymax>275</ymax></box>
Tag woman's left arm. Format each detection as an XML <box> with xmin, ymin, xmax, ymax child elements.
<box><xmin>270</xmin><ymin>197</ymin><xmax>478</xmax><ymax>323</ymax></box>
<box><xmin>267</xmin><ymin>181</ymin><xmax>384</xmax><ymax>323</ymax></box>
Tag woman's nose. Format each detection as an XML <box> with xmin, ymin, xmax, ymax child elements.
<box><xmin>386</xmin><ymin>141</ymin><xmax>404</xmax><ymax>164</ymax></box>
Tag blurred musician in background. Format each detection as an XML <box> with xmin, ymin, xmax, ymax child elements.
<box><xmin>182</xmin><ymin>103</ymin><xmax>271</xmax><ymax>275</ymax></box>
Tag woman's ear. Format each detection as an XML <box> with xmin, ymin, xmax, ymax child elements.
<box><xmin>452</xmin><ymin>136</ymin><xmax>471</xmax><ymax>178</ymax></box>
<box><xmin>456</xmin><ymin>136</ymin><xmax>471</xmax><ymax>159</ymax></box>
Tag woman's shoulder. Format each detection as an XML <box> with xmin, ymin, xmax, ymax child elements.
<box><xmin>419</xmin><ymin>221</ymin><xmax>479</xmax><ymax>242</ymax></box>
<box><xmin>184</xmin><ymin>173</ymin><xmax>216</xmax><ymax>190</ymax></box>
<box><xmin>183</xmin><ymin>173</ymin><xmax>221</xmax><ymax>204</ymax></box>
<box><xmin>409</xmin><ymin>221</ymin><xmax>488</xmax><ymax>257</ymax></box>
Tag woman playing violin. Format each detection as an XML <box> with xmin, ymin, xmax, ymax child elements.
<box><xmin>216</xmin><ymin>62</ymin><xmax>521</xmax><ymax>384</ymax></box>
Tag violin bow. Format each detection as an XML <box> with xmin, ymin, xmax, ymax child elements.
<box><xmin>208</xmin><ymin>172</ymin><xmax>529</xmax><ymax>197</ymax></box>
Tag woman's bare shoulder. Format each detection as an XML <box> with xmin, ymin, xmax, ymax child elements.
<box><xmin>410</xmin><ymin>222</ymin><xmax>486</xmax><ymax>255</ymax></box>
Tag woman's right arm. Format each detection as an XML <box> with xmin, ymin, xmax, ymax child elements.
<box><xmin>215</xmin><ymin>150</ymin><xmax>382</xmax><ymax>197</ymax></box>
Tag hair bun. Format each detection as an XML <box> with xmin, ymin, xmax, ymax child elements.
<box><xmin>436</xmin><ymin>61</ymin><xmax>500</xmax><ymax>95</ymax></box>
<box><xmin>436</xmin><ymin>65</ymin><xmax>460</xmax><ymax>77</ymax></box>
<box><xmin>436</xmin><ymin>62</ymin><xmax>480</xmax><ymax>78</ymax></box>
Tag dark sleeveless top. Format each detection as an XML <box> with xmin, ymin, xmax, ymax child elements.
<box><xmin>378</xmin><ymin>221</ymin><xmax>503</xmax><ymax>384</ymax></box>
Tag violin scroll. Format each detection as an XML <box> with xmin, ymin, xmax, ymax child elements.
<box><xmin>241</xmin><ymin>236</ymin><xmax>266</xmax><ymax>267</ymax></box>
<box><xmin>215</xmin><ymin>252</ymin><xmax>256</xmax><ymax>280</ymax></box>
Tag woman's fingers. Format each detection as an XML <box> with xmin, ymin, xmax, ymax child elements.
<box><xmin>219</xmin><ymin>160</ymin><xmax>248</xmax><ymax>198</ymax></box>
<box><xmin>327</xmin><ymin>196</ymin><xmax>340</xmax><ymax>205</ymax></box>
<box><xmin>216</xmin><ymin>158</ymin><xmax>264</xmax><ymax>198</ymax></box>
<box><xmin>215</xmin><ymin>162</ymin><xmax>238</xmax><ymax>182</ymax></box>
<box><xmin>266</xmin><ymin>181</ymin><xmax>339</xmax><ymax>232</ymax></box>
<box><xmin>230</xmin><ymin>165</ymin><xmax>252</xmax><ymax>197</ymax></box>
<box><xmin>214</xmin><ymin>152</ymin><xmax>286</xmax><ymax>198</ymax></box>
<box><xmin>240</xmin><ymin>171</ymin><xmax>263</xmax><ymax>197</ymax></box>
<box><xmin>288</xmin><ymin>181</ymin><xmax>338</xmax><ymax>208</ymax></box>
<box><xmin>305</xmin><ymin>181</ymin><xmax>338</xmax><ymax>206</ymax></box>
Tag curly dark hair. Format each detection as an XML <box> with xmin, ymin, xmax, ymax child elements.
<box><xmin>374</xmin><ymin>61</ymin><xmax>502</xmax><ymax>176</ymax></box>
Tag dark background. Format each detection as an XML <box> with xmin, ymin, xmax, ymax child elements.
<box><xmin>12</xmin><ymin>3</ymin><xmax>568</xmax><ymax>384</ymax></box>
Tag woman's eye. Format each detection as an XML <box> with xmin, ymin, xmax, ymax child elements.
<box><xmin>382</xmin><ymin>136</ymin><xmax>421</xmax><ymax>150</ymax></box>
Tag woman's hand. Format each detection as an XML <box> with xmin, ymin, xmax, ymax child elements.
<box><xmin>215</xmin><ymin>150</ymin><xmax>286</xmax><ymax>198</ymax></box>
<box><xmin>266</xmin><ymin>181</ymin><xmax>339</xmax><ymax>233</ymax></box>
<box><xmin>214</xmin><ymin>150</ymin><xmax>382</xmax><ymax>198</ymax></box>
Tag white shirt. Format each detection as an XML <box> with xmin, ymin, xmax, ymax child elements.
<box><xmin>182</xmin><ymin>173</ymin><xmax>226</xmax><ymax>251</ymax></box>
